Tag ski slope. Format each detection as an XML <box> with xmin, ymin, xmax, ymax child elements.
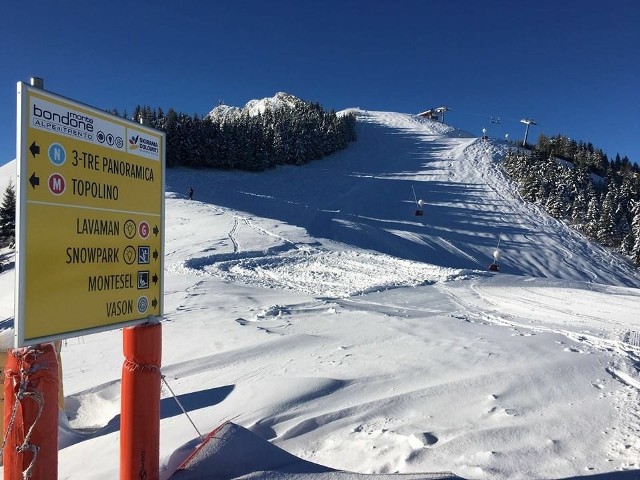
<box><xmin>165</xmin><ymin>110</ymin><xmax>640</xmax><ymax>288</ymax></box>
<box><xmin>0</xmin><ymin>110</ymin><xmax>639</xmax><ymax>479</ymax></box>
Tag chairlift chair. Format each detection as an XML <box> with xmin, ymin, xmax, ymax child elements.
<box><xmin>412</xmin><ymin>188</ymin><xmax>425</xmax><ymax>216</ymax></box>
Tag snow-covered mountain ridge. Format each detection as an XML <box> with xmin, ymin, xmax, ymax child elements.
<box><xmin>207</xmin><ymin>92</ymin><xmax>307</xmax><ymax>121</ymax></box>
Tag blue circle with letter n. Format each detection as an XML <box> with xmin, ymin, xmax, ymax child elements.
<box><xmin>48</xmin><ymin>143</ymin><xmax>66</xmax><ymax>166</ymax></box>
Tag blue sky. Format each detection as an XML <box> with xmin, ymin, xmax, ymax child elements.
<box><xmin>1</xmin><ymin>0</ymin><xmax>638</xmax><ymax>165</ymax></box>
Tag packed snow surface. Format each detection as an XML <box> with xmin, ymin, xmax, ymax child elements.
<box><xmin>0</xmin><ymin>110</ymin><xmax>639</xmax><ymax>479</ymax></box>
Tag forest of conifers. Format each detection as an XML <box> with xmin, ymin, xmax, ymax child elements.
<box><xmin>125</xmin><ymin>96</ymin><xmax>357</xmax><ymax>171</ymax></box>
<box><xmin>503</xmin><ymin>135</ymin><xmax>640</xmax><ymax>265</ymax></box>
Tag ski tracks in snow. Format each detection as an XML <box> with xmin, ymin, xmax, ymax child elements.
<box><xmin>218</xmin><ymin>206</ymin><xmax>301</xmax><ymax>255</ymax></box>
<box><xmin>438</xmin><ymin>272</ymin><xmax>640</xmax><ymax>454</ymax></box>
<box><xmin>446</xmin><ymin>277</ymin><xmax>640</xmax><ymax>370</ymax></box>
<box><xmin>176</xmin><ymin>200</ymin><xmax>472</xmax><ymax>297</ymax></box>
<box><xmin>440</xmin><ymin>276</ymin><xmax>640</xmax><ymax>468</ymax></box>
<box><xmin>229</xmin><ymin>217</ymin><xmax>240</xmax><ymax>253</ymax></box>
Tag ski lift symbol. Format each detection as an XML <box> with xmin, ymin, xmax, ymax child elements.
<box><xmin>490</xmin><ymin>116</ymin><xmax>501</xmax><ymax>124</ymax></box>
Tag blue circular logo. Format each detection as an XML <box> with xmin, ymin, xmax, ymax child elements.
<box><xmin>137</xmin><ymin>296</ymin><xmax>148</xmax><ymax>314</ymax></box>
<box><xmin>48</xmin><ymin>143</ymin><xmax>66</xmax><ymax>166</ymax></box>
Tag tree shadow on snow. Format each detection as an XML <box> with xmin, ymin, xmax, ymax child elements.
<box><xmin>560</xmin><ymin>471</ymin><xmax>640</xmax><ymax>479</ymax></box>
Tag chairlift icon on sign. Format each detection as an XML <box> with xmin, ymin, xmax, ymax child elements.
<box><xmin>137</xmin><ymin>271</ymin><xmax>150</xmax><ymax>289</ymax></box>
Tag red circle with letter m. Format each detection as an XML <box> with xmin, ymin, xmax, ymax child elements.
<box><xmin>48</xmin><ymin>173</ymin><xmax>66</xmax><ymax>195</ymax></box>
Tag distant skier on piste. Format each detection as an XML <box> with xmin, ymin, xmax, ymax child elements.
<box><xmin>188</xmin><ymin>187</ymin><xmax>194</xmax><ymax>200</ymax></box>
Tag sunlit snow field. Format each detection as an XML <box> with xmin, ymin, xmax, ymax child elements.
<box><xmin>1</xmin><ymin>110</ymin><xmax>639</xmax><ymax>479</ymax></box>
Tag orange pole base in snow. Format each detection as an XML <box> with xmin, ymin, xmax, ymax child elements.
<box><xmin>3</xmin><ymin>344</ymin><xmax>59</xmax><ymax>480</ymax></box>
<box><xmin>120</xmin><ymin>322</ymin><xmax>162</xmax><ymax>480</ymax></box>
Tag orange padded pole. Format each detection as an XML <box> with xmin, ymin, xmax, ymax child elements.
<box><xmin>3</xmin><ymin>344</ymin><xmax>59</xmax><ymax>480</ymax></box>
<box><xmin>120</xmin><ymin>322</ymin><xmax>162</xmax><ymax>480</ymax></box>
<box><xmin>0</xmin><ymin>349</ymin><xmax>7</xmax><ymax>435</ymax></box>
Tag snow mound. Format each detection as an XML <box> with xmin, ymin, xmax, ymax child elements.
<box><xmin>170</xmin><ymin>422</ymin><xmax>460</xmax><ymax>480</ymax></box>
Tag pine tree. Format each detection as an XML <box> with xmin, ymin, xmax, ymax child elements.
<box><xmin>597</xmin><ymin>187</ymin><xmax>617</xmax><ymax>246</ymax></box>
<box><xmin>584</xmin><ymin>194</ymin><xmax>601</xmax><ymax>238</ymax></box>
<box><xmin>617</xmin><ymin>214</ymin><xmax>632</xmax><ymax>254</ymax></box>
<box><xmin>0</xmin><ymin>180</ymin><xmax>16</xmax><ymax>246</ymax></box>
<box><xmin>631</xmin><ymin>200</ymin><xmax>640</xmax><ymax>266</ymax></box>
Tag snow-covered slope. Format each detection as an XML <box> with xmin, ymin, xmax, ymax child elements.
<box><xmin>0</xmin><ymin>110</ymin><xmax>639</xmax><ymax>480</ymax></box>
<box><xmin>169</xmin><ymin>110</ymin><xmax>640</xmax><ymax>289</ymax></box>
